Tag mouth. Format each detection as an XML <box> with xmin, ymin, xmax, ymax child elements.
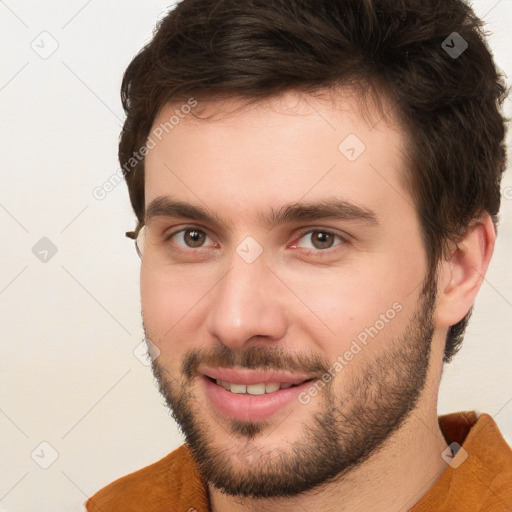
<box><xmin>208</xmin><ymin>377</ymin><xmax>308</xmax><ymax>395</ymax></box>
<box><xmin>199</xmin><ymin>367</ymin><xmax>317</xmax><ymax>422</ymax></box>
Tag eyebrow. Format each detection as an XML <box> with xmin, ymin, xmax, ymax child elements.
<box><xmin>145</xmin><ymin>195</ymin><xmax>379</xmax><ymax>230</ymax></box>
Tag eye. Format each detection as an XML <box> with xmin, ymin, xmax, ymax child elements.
<box><xmin>163</xmin><ymin>226</ymin><xmax>347</xmax><ymax>255</ymax></box>
<box><xmin>294</xmin><ymin>229</ymin><xmax>345</xmax><ymax>252</ymax></box>
<box><xmin>166</xmin><ymin>227</ymin><xmax>215</xmax><ymax>249</ymax></box>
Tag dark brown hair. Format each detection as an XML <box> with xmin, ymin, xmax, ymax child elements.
<box><xmin>120</xmin><ymin>0</ymin><xmax>508</xmax><ymax>363</ymax></box>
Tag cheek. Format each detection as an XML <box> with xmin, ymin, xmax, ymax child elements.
<box><xmin>140</xmin><ymin>269</ymin><xmax>186</xmax><ymax>339</ymax></box>
<box><xmin>140</xmin><ymin>276</ymin><xmax>191</xmax><ymax>375</ymax></box>
<box><xmin>140</xmin><ymin>266</ymin><xmax>213</xmax><ymax>361</ymax></box>
<box><xmin>289</xmin><ymin>260</ymin><xmax>413</xmax><ymax>357</ymax></box>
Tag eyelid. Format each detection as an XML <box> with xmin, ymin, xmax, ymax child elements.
<box><xmin>295</xmin><ymin>227</ymin><xmax>349</xmax><ymax>241</ymax></box>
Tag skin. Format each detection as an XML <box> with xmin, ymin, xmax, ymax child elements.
<box><xmin>140</xmin><ymin>89</ymin><xmax>495</xmax><ymax>511</ymax></box>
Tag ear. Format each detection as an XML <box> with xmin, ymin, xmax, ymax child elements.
<box><xmin>434</xmin><ymin>214</ymin><xmax>496</xmax><ymax>328</ymax></box>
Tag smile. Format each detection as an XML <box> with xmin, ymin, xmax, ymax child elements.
<box><xmin>201</xmin><ymin>374</ymin><xmax>315</xmax><ymax>422</ymax></box>
<box><xmin>213</xmin><ymin>379</ymin><xmax>299</xmax><ymax>395</ymax></box>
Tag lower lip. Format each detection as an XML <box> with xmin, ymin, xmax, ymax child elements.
<box><xmin>201</xmin><ymin>376</ymin><xmax>313</xmax><ymax>422</ymax></box>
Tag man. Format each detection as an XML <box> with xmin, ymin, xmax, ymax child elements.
<box><xmin>87</xmin><ymin>0</ymin><xmax>512</xmax><ymax>510</ymax></box>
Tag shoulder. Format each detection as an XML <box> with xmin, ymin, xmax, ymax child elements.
<box><xmin>413</xmin><ymin>411</ymin><xmax>512</xmax><ymax>511</ymax></box>
<box><xmin>85</xmin><ymin>444</ymin><xmax>209</xmax><ymax>512</ymax></box>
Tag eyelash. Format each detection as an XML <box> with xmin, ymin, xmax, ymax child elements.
<box><xmin>164</xmin><ymin>226</ymin><xmax>348</xmax><ymax>257</ymax></box>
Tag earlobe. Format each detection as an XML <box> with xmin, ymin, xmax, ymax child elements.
<box><xmin>434</xmin><ymin>214</ymin><xmax>496</xmax><ymax>328</ymax></box>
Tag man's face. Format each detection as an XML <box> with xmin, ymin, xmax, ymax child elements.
<box><xmin>141</xmin><ymin>90</ymin><xmax>437</xmax><ymax>497</ymax></box>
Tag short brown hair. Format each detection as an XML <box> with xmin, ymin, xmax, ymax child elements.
<box><xmin>119</xmin><ymin>0</ymin><xmax>508</xmax><ymax>363</ymax></box>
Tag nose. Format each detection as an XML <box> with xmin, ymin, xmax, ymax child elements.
<box><xmin>206</xmin><ymin>248</ymin><xmax>288</xmax><ymax>350</ymax></box>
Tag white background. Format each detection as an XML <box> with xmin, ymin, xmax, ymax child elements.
<box><xmin>0</xmin><ymin>1</ymin><xmax>511</xmax><ymax>510</ymax></box>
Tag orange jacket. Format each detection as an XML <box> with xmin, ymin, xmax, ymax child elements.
<box><xmin>86</xmin><ymin>411</ymin><xmax>512</xmax><ymax>512</ymax></box>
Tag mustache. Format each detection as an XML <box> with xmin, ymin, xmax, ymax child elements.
<box><xmin>181</xmin><ymin>344</ymin><xmax>331</xmax><ymax>381</ymax></box>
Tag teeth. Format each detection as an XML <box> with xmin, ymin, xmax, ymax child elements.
<box><xmin>265</xmin><ymin>383</ymin><xmax>280</xmax><ymax>393</ymax></box>
<box><xmin>247</xmin><ymin>383</ymin><xmax>266</xmax><ymax>395</ymax></box>
<box><xmin>219</xmin><ymin>380</ymin><xmax>231</xmax><ymax>390</ymax></box>
<box><xmin>230</xmin><ymin>383</ymin><xmax>247</xmax><ymax>394</ymax></box>
<box><xmin>215</xmin><ymin>379</ymin><xmax>297</xmax><ymax>394</ymax></box>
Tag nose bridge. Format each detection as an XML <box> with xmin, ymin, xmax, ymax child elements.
<box><xmin>206</xmin><ymin>242</ymin><xmax>287</xmax><ymax>347</ymax></box>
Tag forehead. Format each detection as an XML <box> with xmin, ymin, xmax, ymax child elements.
<box><xmin>143</xmin><ymin>89</ymin><xmax>412</xmax><ymax>228</ymax></box>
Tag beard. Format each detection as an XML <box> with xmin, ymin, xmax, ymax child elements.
<box><xmin>147</xmin><ymin>276</ymin><xmax>437</xmax><ymax>499</ymax></box>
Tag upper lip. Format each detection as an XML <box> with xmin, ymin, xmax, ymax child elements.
<box><xmin>199</xmin><ymin>365</ymin><xmax>313</xmax><ymax>386</ymax></box>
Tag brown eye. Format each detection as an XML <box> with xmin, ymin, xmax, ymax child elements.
<box><xmin>310</xmin><ymin>231</ymin><xmax>335</xmax><ymax>249</ymax></box>
<box><xmin>182</xmin><ymin>229</ymin><xmax>207</xmax><ymax>248</ymax></box>
<box><xmin>164</xmin><ymin>227</ymin><xmax>213</xmax><ymax>250</ymax></box>
<box><xmin>295</xmin><ymin>229</ymin><xmax>345</xmax><ymax>252</ymax></box>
